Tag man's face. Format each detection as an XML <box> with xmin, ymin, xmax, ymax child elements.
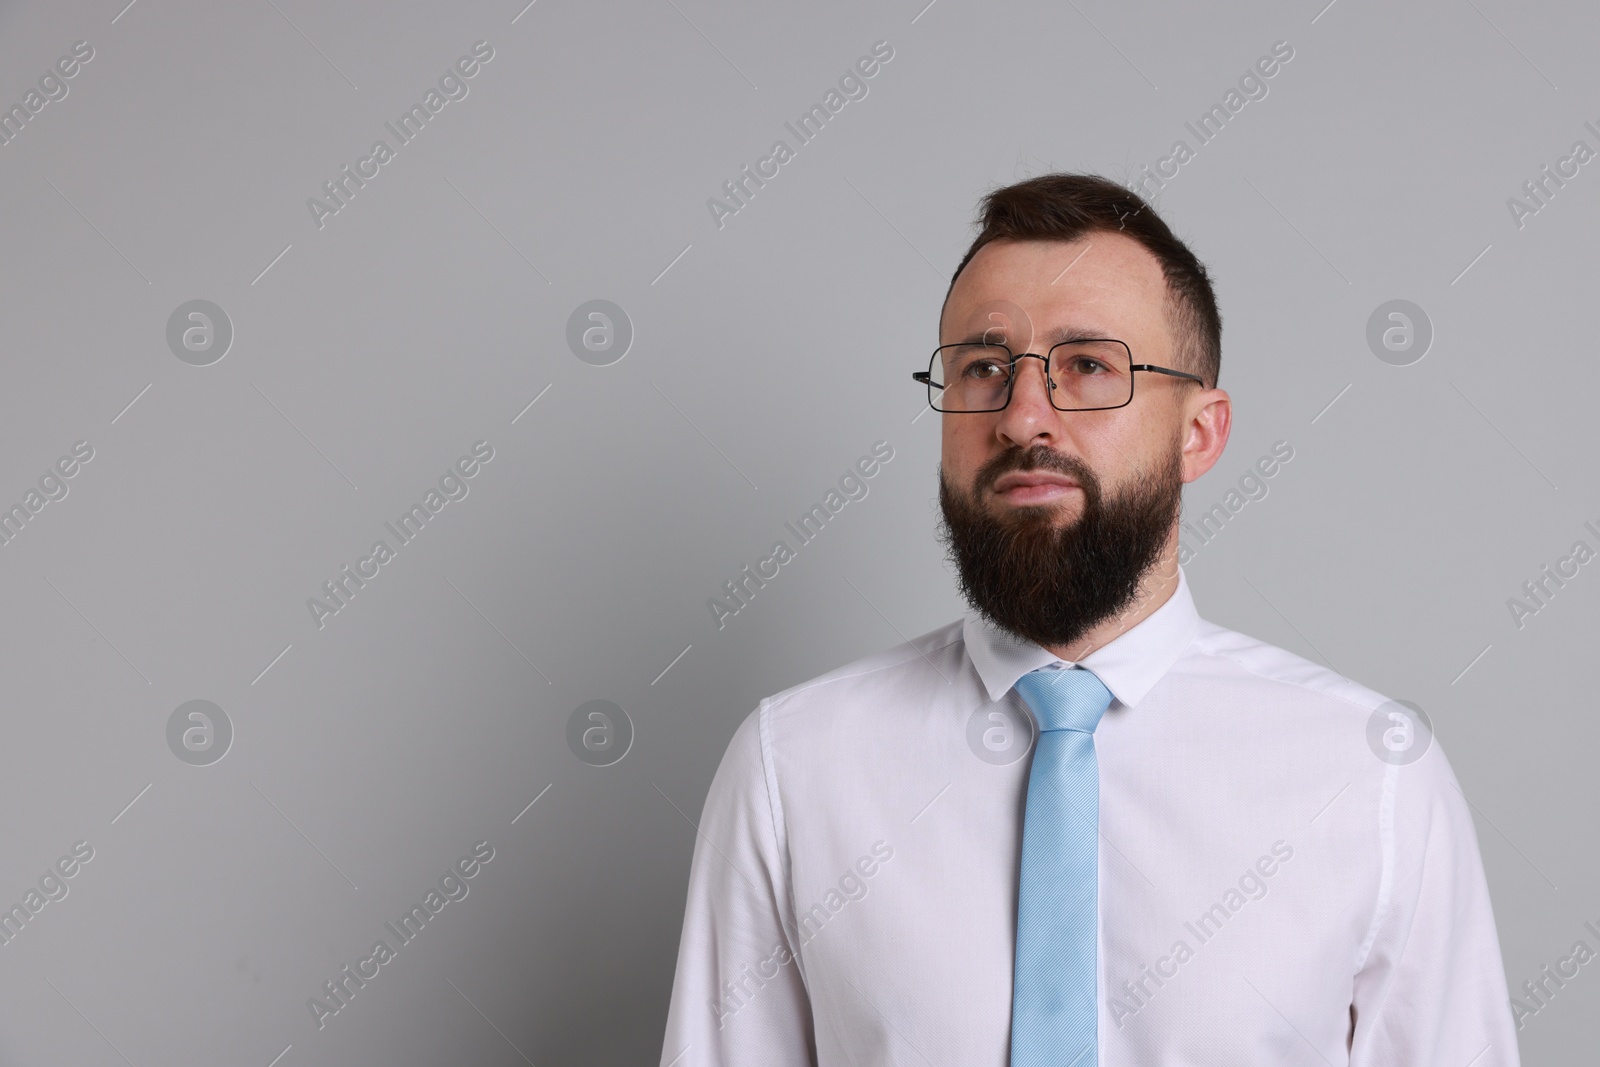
<box><xmin>935</xmin><ymin>233</ymin><xmax>1223</xmax><ymax>649</ymax></box>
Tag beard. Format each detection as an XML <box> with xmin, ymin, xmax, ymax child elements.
<box><xmin>937</xmin><ymin>441</ymin><xmax>1184</xmax><ymax>650</ymax></box>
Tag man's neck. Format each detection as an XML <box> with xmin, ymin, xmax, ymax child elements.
<box><xmin>1041</xmin><ymin>532</ymin><xmax>1182</xmax><ymax>663</ymax></box>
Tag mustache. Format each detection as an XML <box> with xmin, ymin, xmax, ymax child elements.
<box><xmin>975</xmin><ymin>444</ymin><xmax>1098</xmax><ymax>496</ymax></box>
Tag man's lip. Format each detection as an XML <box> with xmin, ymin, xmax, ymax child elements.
<box><xmin>992</xmin><ymin>471</ymin><xmax>1080</xmax><ymax>493</ymax></box>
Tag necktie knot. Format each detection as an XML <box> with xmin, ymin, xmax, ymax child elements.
<box><xmin>1013</xmin><ymin>666</ymin><xmax>1112</xmax><ymax>734</ymax></box>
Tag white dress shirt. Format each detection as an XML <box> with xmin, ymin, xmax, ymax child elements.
<box><xmin>660</xmin><ymin>567</ymin><xmax>1520</xmax><ymax>1066</ymax></box>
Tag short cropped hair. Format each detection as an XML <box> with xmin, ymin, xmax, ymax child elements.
<box><xmin>944</xmin><ymin>173</ymin><xmax>1222</xmax><ymax>388</ymax></box>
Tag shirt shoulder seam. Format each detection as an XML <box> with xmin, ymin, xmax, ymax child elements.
<box><xmin>765</xmin><ymin>630</ymin><xmax>966</xmax><ymax>711</ymax></box>
<box><xmin>757</xmin><ymin>696</ymin><xmax>806</xmax><ymax>980</ymax></box>
<box><xmin>1188</xmin><ymin>625</ymin><xmax>1386</xmax><ymax>715</ymax></box>
<box><xmin>1353</xmin><ymin>761</ymin><xmax>1399</xmax><ymax>973</ymax></box>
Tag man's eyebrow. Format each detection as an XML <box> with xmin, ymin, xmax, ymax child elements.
<box><xmin>1040</xmin><ymin>324</ymin><xmax>1114</xmax><ymax>346</ymax></box>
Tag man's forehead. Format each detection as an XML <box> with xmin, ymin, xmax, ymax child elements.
<box><xmin>950</xmin><ymin>234</ymin><xmax>1163</xmax><ymax>302</ymax></box>
<box><xmin>941</xmin><ymin>233</ymin><xmax>1168</xmax><ymax>340</ymax></box>
<box><xmin>946</xmin><ymin>318</ymin><xmax>1118</xmax><ymax>346</ymax></box>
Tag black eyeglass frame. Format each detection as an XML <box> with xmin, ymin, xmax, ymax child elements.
<box><xmin>911</xmin><ymin>340</ymin><xmax>1206</xmax><ymax>413</ymax></box>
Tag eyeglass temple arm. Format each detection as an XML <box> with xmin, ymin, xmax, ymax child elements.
<box><xmin>918</xmin><ymin>366</ymin><xmax>1199</xmax><ymax>386</ymax></box>
<box><xmin>1131</xmin><ymin>364</ymin><xmax>1206</xmax><ymax>385</ymax></box>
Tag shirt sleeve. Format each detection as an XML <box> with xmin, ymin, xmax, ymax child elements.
<box><xmin>659</xmin><ymin>704</ymin><xmax>818</xmax><ymax>1067</ymax></box>
<box><xmin>1349</xmin><ymin>738</ymin><xmax>1521</xmax><ymax>1066</ymax></box>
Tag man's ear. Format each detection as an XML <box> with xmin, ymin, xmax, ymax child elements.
<box><xmin>1180</xmin><ymin>387</ymin><xmax>1231</xmax><ymax>484</ymax></box>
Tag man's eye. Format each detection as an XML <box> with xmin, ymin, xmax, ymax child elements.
<box><xmin>966</xmin><ymin>360</ymin><xmax>1007</xmax><ymax>380</ymax></box>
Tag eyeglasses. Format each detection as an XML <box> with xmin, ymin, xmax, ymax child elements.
<box><xmin>912</xmin><ymin>339</ymin><xmax>1205</xmax><ymax>413</ymax></box>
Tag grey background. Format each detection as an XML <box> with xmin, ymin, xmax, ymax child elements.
<box><xmin>0</xmin><ymin>0</ymin><xmax>1594</xmax><ymax>1063</ymax></box>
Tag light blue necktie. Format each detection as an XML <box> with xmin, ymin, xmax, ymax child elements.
<box><xmin>1009</xmin><ymin>666</ymin><xmax>1113</xmax><ymax>1067</ymax></box>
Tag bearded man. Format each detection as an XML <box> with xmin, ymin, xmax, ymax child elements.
<box><xmin>659</xmin><ymin>173</ymin><xmax>1519</xmax><ymax>1067</ymax></box>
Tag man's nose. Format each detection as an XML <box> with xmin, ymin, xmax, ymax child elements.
<box><xmin>994</xmin><ymin>353</ymin><xmax>1060</xmax><ymax>445</ymax></box>
<box><xmin>1008</xmin><ymin>354</ymin><xmax>1052</xmax><ymax>403</ymax></box>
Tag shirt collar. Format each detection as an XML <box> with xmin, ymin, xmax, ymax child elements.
<box><xmin>962</xmin><ymin>565</ymin><xmax>1201</xmax><ymax>709</ymax></box>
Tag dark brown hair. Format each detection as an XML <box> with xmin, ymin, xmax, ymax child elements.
<box><xmin>945</xmin><ymin>173</ymin><xmax>1222</xmax><ymax>388</ymax></box>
